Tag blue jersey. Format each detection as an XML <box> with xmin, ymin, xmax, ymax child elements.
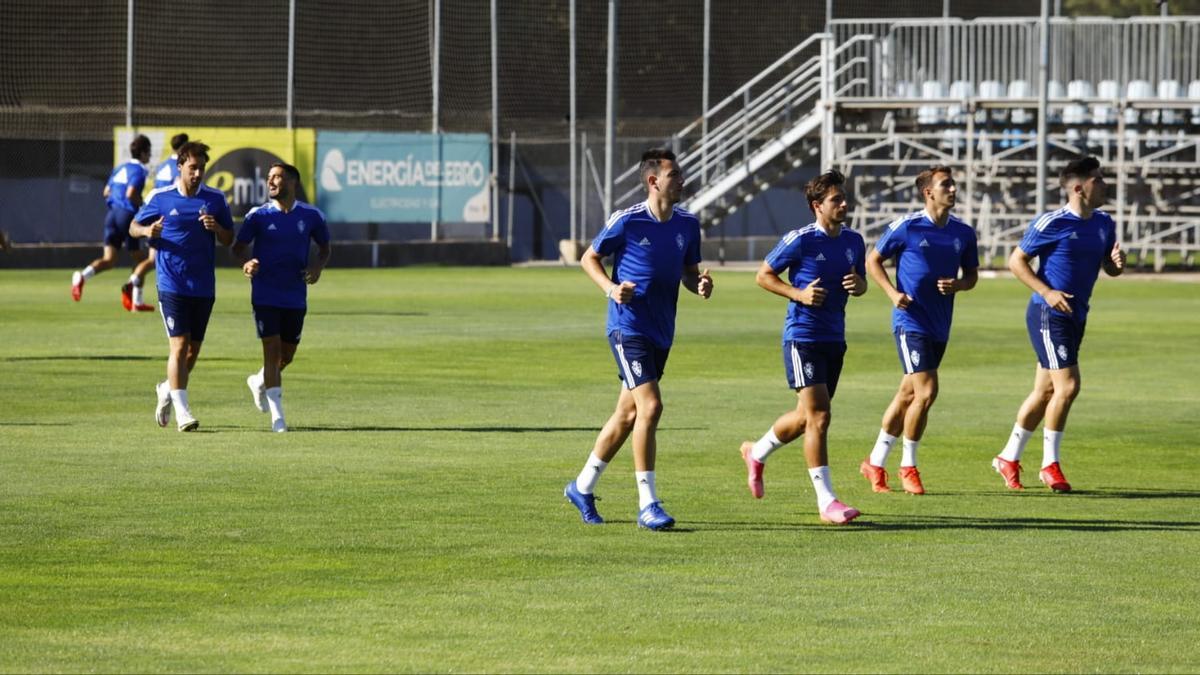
<box><xmin>105</xmin><ymin>161</ymin><xmax>148</xmax><ymax>212</ymax></box>
<box><xmin>765</xmin><ymin>223</ymin><xmax>867</xmax><ymax>343</ymax></box>
<box><xmin>592</xmin><ymin>202</ymin><xmax>702</xmax><ymax>349</ymax></box>
<box><xmin>135</xmin><ymin>185</ymin><xmax>235</xmax><ymax>298</ymax></box>
<box><xmin>1019</xmin><ymin>207</ymin><xmax>1117</xmax><ymax>324</ymax></box>
<box><xmin>153</xmin><ymin>155</ymin><xmax>179</xmax><ymax>189</ymax></box>
<box><xmin>236</xmin><ymin>200</ymin><xmax>331</xmax><ymax>309</ymax></box>
<box><xmin>876</xmin><ymin>211</ymin><xmax>979</xmax><ymax>341</ymax></box>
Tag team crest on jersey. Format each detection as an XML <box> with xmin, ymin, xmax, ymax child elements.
<box><xmin>953</xmin><ymin>237</ymin><xmax>962</xmax><ymax>253</ymax></box>
<box><xmin>1057</xmin><ymin>344</ymin><xmax>1069</xmax><ymax>361</ymax></box>
<box><xmin>1098</xmin><ymin>229</ymin><xmax>1107</xmax><ymax>244</ymax></box>
<box><xmin>675</xmin><ymin>233</ymin><xmax>685</xmax><ymax>251</ymax></box>
<box><xmin>845</xmin><ymin>248</ymin><xmax>854</xmax><ymax>264</ymax></box>
<box><xmin>911</xmin><ymin>349</ymin><xmax>921</xmax><ymax>367</ymax></box>
<box><xmin>803</xmin><ymin>362</ymin><xmax>815</xmax><ymax>380</ymax></box>
<box><xmin>631</xmin><ymin>360</ymin><xmax>643</xmax><ymax>378</ymax></box>
<box><xmin>297</xmin><ymin>220</ymin><xmax>306</xmax><ymax>233</ymax></box>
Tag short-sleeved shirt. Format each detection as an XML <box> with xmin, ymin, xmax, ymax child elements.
<box><xmin>153</xmin><ymin>155</ymin><xmax>179</xmax><ymax>189</ymax></box>
<box><xmin>135</xmin><ymin>184</ymin><xmax>235</xmax><ymax>298</ymax></box>
<box><xmin>236</xmin><ymin>200</ymin><xmax>331</xmax><ymax>309</ymax></box>
<box><xmin>592</xmin><ymin>202</ymin><xmax>703</xmax><ymax>349</ymax></box>
<box><xmin>764</xmin><ymin>223</ymin><xmax>867</xmax><ymax>343</ymax></box>
<box><xmin>875</xmin><ymin>211</ymin><xmax>979</xmax><ymax>341</ymax></box>
<box><xmin>1019</xmin><ymin>207</ymin><xmax>1117</xmax><ymax>325</ymax></box>
<box><xmin>105</xmin><ymin>161</ymin><xmax>148</xmax><ymax>213</ymax></box>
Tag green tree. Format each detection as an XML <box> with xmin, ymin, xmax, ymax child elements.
<box><xmin>1064</xmin><ymin>0</ymin><xmax>1200</xmax><ymax>16</ymax></box>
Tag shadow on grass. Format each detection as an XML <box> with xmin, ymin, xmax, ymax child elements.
<box><xmin>0</xmin><ymin>421</ymin><xmax>71</xmax><ymax>427</ymax></box>
<box><xmin>309</xmin><ymin>310</ymin><xmax>428</xmax><ymax>317</ymax></box>
<box><xmin>688</xmin><ymin>513</ymin><xmax>1200</xmax><ymax>533</ymax></box>
<box><xmin>292</xmin><ymin>425</ymin><xmax>704</xmax><ymax>433</ymax></box>
<box><xmin>0</xmin><ymin>355</ymin><xmax>236</xmax><ymax>363</ymax></box>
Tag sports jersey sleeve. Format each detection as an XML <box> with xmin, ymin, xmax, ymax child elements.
<box><xmin>875</xmin><ymin>220</ymin><xmax>907</xmax><ymax>259</ymax></box>
<box><xmin>236</xmin><ymin>210</ymin><xmax>260</xmax><ymax>244</ymax></box>
<box><xmin>684</xmin><ymin>220</ymin><xmax>701</xmax><ymax>266</ymax></box>
<box><xmin>312</xmin><ymin>211</ymin><xmax>331</xmax><ymax>246</ymax></box>
<box><xmin>961</xmin><ymin>226</ymin><xmax>980</xmax><ymax>270</ymax></box>
<box><xmin>129</xmin><ymin>165</ymin><xmax>147</xmax><ymax>193</ymax></box>
<box><xmin>1018</xmin><ymin>218</ymin><xmax>1053</xmax><ymax>257</ymax></box>
<box><xmin>854</xmin><ymin>235</ymin><xmax>867</xmax><ymax>277</ymax></box>
<box><xmin>764</xmin><ymin>231</ymin><xmax>802</xmax><ymax>273</ymax></box>
<box><xmin>214</xmin><ymin>197</ymin><xmax>235</xmax><ymax>231</ymax></box>
<box><xmin>1104</xmin><ymin>216</ymin><xmax>1118</xmax><ymax>257</ymax></box>
<box><xmin>134</xmin><ymin>194</ymin><xmax>160</xmax><ymax>224</ymax></box>
<box><xmin>592</xmin><ymin>215</ymin><xmax>625</xmax><ymax>257</ymax></box>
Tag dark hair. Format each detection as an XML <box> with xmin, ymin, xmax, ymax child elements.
<box><xmin>915</xmin><ymin>165</ymin><xmax>953</xmax><ymax>195</ymax></box>
<box><xmin>129</xmin><ymin>134</ymin><xmax>151</xmax><ymax>158</ymax></box>
<box><xmin>170</xmin><ymin>133</ymin><xmax>189</xmax><ymax>151</ymax></box>
<box><xmin>804</xmin><ymin>169</ymin><xmax>845</xmax><ymax>214</ymax></box>
<box><xmin>270</xmin><ymin>162</ymin><xmax>302</xmax><ymax>184</ymax></box>
<box><xmin>176</xmin><ymin>141</ymin><xmax>210</xmax><ymax>166</ymax></box>
<box><xmin>639</xmin><ymin>147</ymin><xmax>677</xmax><ymax>192</ymax></box>
<box><xmin>1059</xmin><ymin>156</ymin><xmax>1101</xmax><ymax>188</ymax></box>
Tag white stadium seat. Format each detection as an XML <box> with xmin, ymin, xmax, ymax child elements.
<box><xmin>948</xmin><ymin>80</ymin><xmax>974</xmax><ymax>124</ymax></box>
<box><xmin>1158</xmin><ymin>79</ymin><xmax>1182</xmax><ymax>125</ymax></box>
<box><xmin>1093</xmin><ymin>79</ymin><xmax>1120</xmax><ymax>125</ymax></box>
<box><xmin>918</xmin><ymin>80</ymin><xmax>946</xmax><ymax>125</ymax></box>
<box><xmin>1189</xmin><ymin>80</ymin><xmax>1200</xmax><ymax>125</ymax></box>
<box><xmin>979</xmin><ymin>80</ymin><xmax>1006</xmax><ymax>122</ymax></box>
<box><xmin>1125</xmin><ymin>80</ymin><xmax>1154</xmax><ymax>125</ymax></box>
<box><xmin>1008</xmin><ymin>80</ymin><xmax>1032</xmax><ymax>124</ymax></box>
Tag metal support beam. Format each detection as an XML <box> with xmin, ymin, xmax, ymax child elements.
<box><xmin>569</xmin><ymin>0</ymin><xmax>577</xmax><ymax>244</ymax></box>
<box><xmin>604</xmin><ymin>0</ymin><xmax>617</xmax><ymax>217</ymax></box>
<box><xmin>1035</xmin><ymin>0</ymin><xmax>1050</xmax><ymax>215</ymax></box>
<box><xmin>491</xmin><ymin>0</ymin><xmax>499</xmax><ymax>241</ymax></box>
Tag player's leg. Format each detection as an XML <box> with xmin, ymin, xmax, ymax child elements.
<box><xmin>120</xmin><ymin>239</ymin><xmax>146</xmax><ymax>310</ymax></box>
<box><xmin>1038</xmin><ymin>364</ymin><xmax>1080</xmax><ymax>492</ymax></box>
<box><xmin>798</xmin><ymin>382</ymin><xmax>858</xmax><ymax>525</ymax></box>
<box><xmin>894</xmin><ymin>369</ymin><xmax>938</xmax><ymax>495</ymax></box>
<box><xmin>126</xmin><ymin>247</ymin><xmax>156</xmax><ymax>311</ymax></box>
<box><xmin>260</xmin><ymin>335</ymin><xmax>287</xmax><ymax>432</ymax></box>
<box><xmin>861</xmin><ymin>378</ymin><xmax>909</xmax><ymax>493</ymax></box>
<box><xmin>73</xmin><ymin>245</ymin><xmax>117</xmax><ymax>301</ymax></box>
<box><xmin>739</xmin><ymin>341</ymin><xmax>812</xmax><ymax>499</ymax></box>
<box><xmin>165</xmin><ymin>334</ymin><xmax>199</xmax><ymax>431</ymax></box>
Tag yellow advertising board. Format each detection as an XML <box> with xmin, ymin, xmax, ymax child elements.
<box><xmin>113</xmin><ymin>127</ymin><xmax>316</xmax><ymax>220</ymax></box>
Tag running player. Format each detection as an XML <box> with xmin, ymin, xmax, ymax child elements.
<box><xmin>71</xmin><ymin>134</ymin><xmax>152</xmax><ymax>305</ymax></box>
<box><xmin>564</xmin><ymin>148</ymin><xmax>714</xmax><ymax>530</ymax></box>
<box><xmin>233</xmin><ymin>163</ymin><xmax>331</xmax><ymax>433</ymax></box>
<box><xmin>738</xmin><ymin>169</ymin><xmax>867</xmax><ymax>524</ymax></box>
<box><xmin>860</xmin><ymin>166</ymin><xmax>978</xmax><ymax>494</ymax></box>
<box><xmin>992</xmin><ymin>156</ymin><xmax>1124</xmax><ymax>491</ymax></box>
<box><xmin>122</xmin><ymin>132</ymin><xmax>190</xmax><ymax>312</ymax></box>
<box><xmin>130</xmin><ymin>141</ymin><xmax>235</xmax><ymax>432</ymax></box>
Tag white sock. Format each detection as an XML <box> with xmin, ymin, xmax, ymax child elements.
<box><xmin>901</xmin><ymin>438</ymin><xmax>920</xmax><ymax>467</ymax></box>
<box><xmin>128</xmin><ymin>273</ymin><xmax>140</xmax><ymax>286</ymax></box>
<box><xmin>635</xmin><ymin>471</ymin><xmax>658</xmax><ymax>509</ymax></box>
<box><xmin>750</xmin><ymin>427</ymin><xmax>785</xmax><ymax>463</ymax></box>
<box><xmin>999</xmin><ymin>424</ymin><xmax>1033</xmax><ymax>462</ymax></box>
<box><xmin>131</xmin><ymin>283</ymin><xmax>144</xmax><ymax>305</ymax></box>
<box><xmin>169</xmin><ymin>389</ymin><xmax>192</xmax><ymax>418</ymax></box>
<box><xmin>265</xmin><ymin>386</ymin><xmax>284</xmax><ymax>423</ymax></box>
<box><xmin>1043</xmin><ymin>429</ymin><xmax>1063</xmax><ymax>468</ymax></box>
<box><xmin>868</xmin><ymin>430</ymin><xmax>897</xmax><ymax>467</ymax></box>
<box><xmin>81</xmin><ymin>265</ymin><xmax>96</xmax><ymax>280</ymax></box>
<box><xmin>808</xmin><ymin>466</ymin><xmax>837</xmax><ymax>511</ymax></box>
<box><xmin>249</xmin><ymin>368</ymin><xmax>265</xmax><ymax>389</ymax></box>
<box><xmin>575</xmin><ymin>452</ymin><xmax>608</xmax><ymax>494</ymax></box>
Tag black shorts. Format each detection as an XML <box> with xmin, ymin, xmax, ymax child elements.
<box><xmin>253</xmin><ymin>305</ymin><xmax>307</xmax><ymax>344</ymax></box>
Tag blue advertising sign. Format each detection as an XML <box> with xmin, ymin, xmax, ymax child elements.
<box><xmin>317</xmin><ymin>132</ymin><xmax>491</xmax><ymax>223</ymax></box>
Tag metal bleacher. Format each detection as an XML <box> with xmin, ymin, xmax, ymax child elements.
<box><xmin>611</xmin><ymin>16</ymin><xmax>1200</xmax><ymax>269</ymax></box>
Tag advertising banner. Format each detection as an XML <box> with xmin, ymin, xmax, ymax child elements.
<box><xmin>317</xmin><ymin>132</ymin><xmax>490</xmax><ymax>224</ymax></box>
<box><xmin>114</xmin><ymin>127</ymin><xmax>316</xmax><ymax>220</ymax></box>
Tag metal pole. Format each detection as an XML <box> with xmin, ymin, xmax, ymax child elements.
<box><xmin>569</xmin><ymin>0</ymin><xmax>577</xmax><ymax>244</ymax></box>
<box><xmin>944</xmin><ymin>0</ymin><xmax>950</xmax><ymax>17</ymax></box>
<box><xmin>1054</xmin><ymin>0</ymin><xmax>1061</xmax><ymax>16</ymax></box>
<box><xmin>1160</xmin><ymin>0</ymin><xmax>1169</xmax><ymax>82</ymax></box>
<box><xmin>1035</xmin><ymin>0</ymin><xmax>1050</xmax><ymax>216</ymax></box>
<box><xmin>491</xmin><ymin>0</ymin><xmax>499</xmax><ymax>241</ymax></box>
<box><xmin>820</xmin><ymin>35</ymin><xmax>834</xmax><ymax>171</ymax></box>
<box><xmin>286</xmin><ymin>0</ymin><xmax>295</xmax><ymax>129</ymax></box>
<box><xmin>701</xmin><ymin>0</ymin><xmax>710</xmax><ymax>186</ymax></box>
<box><xmin>604</xmin><ymin>0</ymin><xmax>617</xmax><ymax>217</ymax></box>
<box><xmin>125</xmin><ymin>0</ymin><xmax>133</xmax><ymax>128</ymax></box>
<box><xmin>431</xmin><ymin>0</ymin><xmax>441</xmax><ymax>241</ymax></box>
<box><xmin>507</xmin><ymin>132</ymin><xmax>517</xmax><ymax>250</ymax></box>
<box><xmin>580</xmin><ymin>130</ymin><xmax>588</xmax><ymax>239</ymax></box>
<box><xmin>825</xmin><ymin>0</ymin><xmax>832</xmax><ymax>30</ymax></box>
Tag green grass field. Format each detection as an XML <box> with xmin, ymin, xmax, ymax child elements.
<box><xmin>1</xmin><ymin>266</ymin><xmax>1198</xmax><ymax>673</ymax></box>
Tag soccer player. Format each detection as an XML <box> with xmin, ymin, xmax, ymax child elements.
<box><xmin>563</xmin><ymin>148</ymin><xmax>713</xmax><ymax>530</ymax></box>
<box><xmin>130</xmin><ymin>141</ymin><xmax>235</xmax><ymax>432</ymax></box>
<box><xmin>233</xmin><ymin>163</ymin><xmax>331</xmax><ymax>433</ymax></box>
<box><xmin>738</xmin><ymin>169</ymin><xmax>867</xmax><ymax>524</ymax></box>
<box><xmin>122</xmin><ymin>133</ymin><xmax>190</xmax><ymax>312</ymax></box>
<box><xmin>71</xmin><ymin>134</ymin><xmax>152</xmax><ymax>305</ymax></box>
<box><xmin>992</xmin><ymin>156</ymin><xmax>1124</xmax><ymax>491</ymax></box>
<box><xmin>859</xmin><ymin>166</ymin><xmax>979</xmax><ymax>495</ymax></box>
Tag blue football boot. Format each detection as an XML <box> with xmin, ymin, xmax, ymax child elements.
<box><xmin>637</xmin><ymin>501</ymin><xmax>675</xmax><ymax>530</ymax></box>
<box><xmin>564</xmin><ymin>481</ymin><xmax>604</xmax><ymax>524</ymax></box>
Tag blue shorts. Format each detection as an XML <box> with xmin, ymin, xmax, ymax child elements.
<box><xmin>783</xmin><ymin>341</ymin><xmax>847</xmax><ymax>397</ymax></box>
<box><xmin>103</xmin><ymin>207</ymin><xmax>141</xmax><ymax>252</ymax></box>
<box><xmin>894</xmin><ymin>328</ymin><xmax>948</xmax><ymax>374</ymax></box>
<box><xmin>609</xmin><ymin>331</ymin><xmax>670</xmax><ymax>389</ymax></box>
<box><xmin>1026</xmin><ymin>302</ymin><xmax>1085</xmax><ymax>370</ymax></box>
<box><xmin>253</xmin><ymin>305</ymin><xmax>307</xmax><ymax>344</ymax></box>
<box><xmin>159</xmin><ymin>292</ymin><xmax>215</xmax><ymax>342</ymax></box>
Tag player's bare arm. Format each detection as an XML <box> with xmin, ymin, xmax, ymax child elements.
<box><xmin>1009</xmin><ymin>246</ymin><xmax>1072</xmax><ymax>313</ymax></box>
<box><xmin>125</xmin><ymin>185</ymin><xmax>143</xmax><ymax>210</ymax></box>
<box><xmin>581</xmin><ymin>246</ymin><xmax>634</xmax><ymax>304</ymax></box>
<box><xmin>938</xmin><ymin>266</ymin><xmax>978</xmax><ymax>295</ymax></box>
<box><xmin>867</xmin><ymin>248</ymin><xmax>909</xmax><ymax>308</ymax></box>
<box><xmin>200</xmin><ymin>214</ymin><xmax>234</xmax><ymax>247</ymax></box>
<box><xmin>682</xmin><ymin>265</ymin><xmax>713</xmax><ymax>299</ymax></box>
<box><xmin>130</xmin><ymin>217</ymin><xmax>163</xmax><ymax>239</ymax></box>
<box><xmin>231</xmin><ymin>241</ymin><xmax>259</xmax><ymax>278</ymax></box>
<box><xmin>305</xmin><ymin>242</ymin><xmax>331</xmax><ymax>285</ymax></box>
<box><xmin>756</xmin><ymin>261</ymin><xmax>825</xmax><ymax>306</ymax></box>
<box><xmin>1102</xmin><ymin>240</ymin><xmax>1125</xmax><ymax>277</ymax></box>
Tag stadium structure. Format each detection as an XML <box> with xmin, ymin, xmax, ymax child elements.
<box><xmin>0</xmin><ymin>1</ymin><xmax>1197</xmax><ymax>268</ymax></box>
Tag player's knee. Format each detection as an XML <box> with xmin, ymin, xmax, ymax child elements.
<box><xmin>807</xmin><ymin>409</ymin><xmax>831</xmax><ymax>432</ymax></box>
<box><xmin>637</xmin><ymin>397</ymin><xmax>664</xmax><ymax>422</ymax></box>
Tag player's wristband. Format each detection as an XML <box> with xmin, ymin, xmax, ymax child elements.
<box><xmin>605</xmin><ymin>285</ymin><xmax>616</xmax><ymax>299</ymax></box>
